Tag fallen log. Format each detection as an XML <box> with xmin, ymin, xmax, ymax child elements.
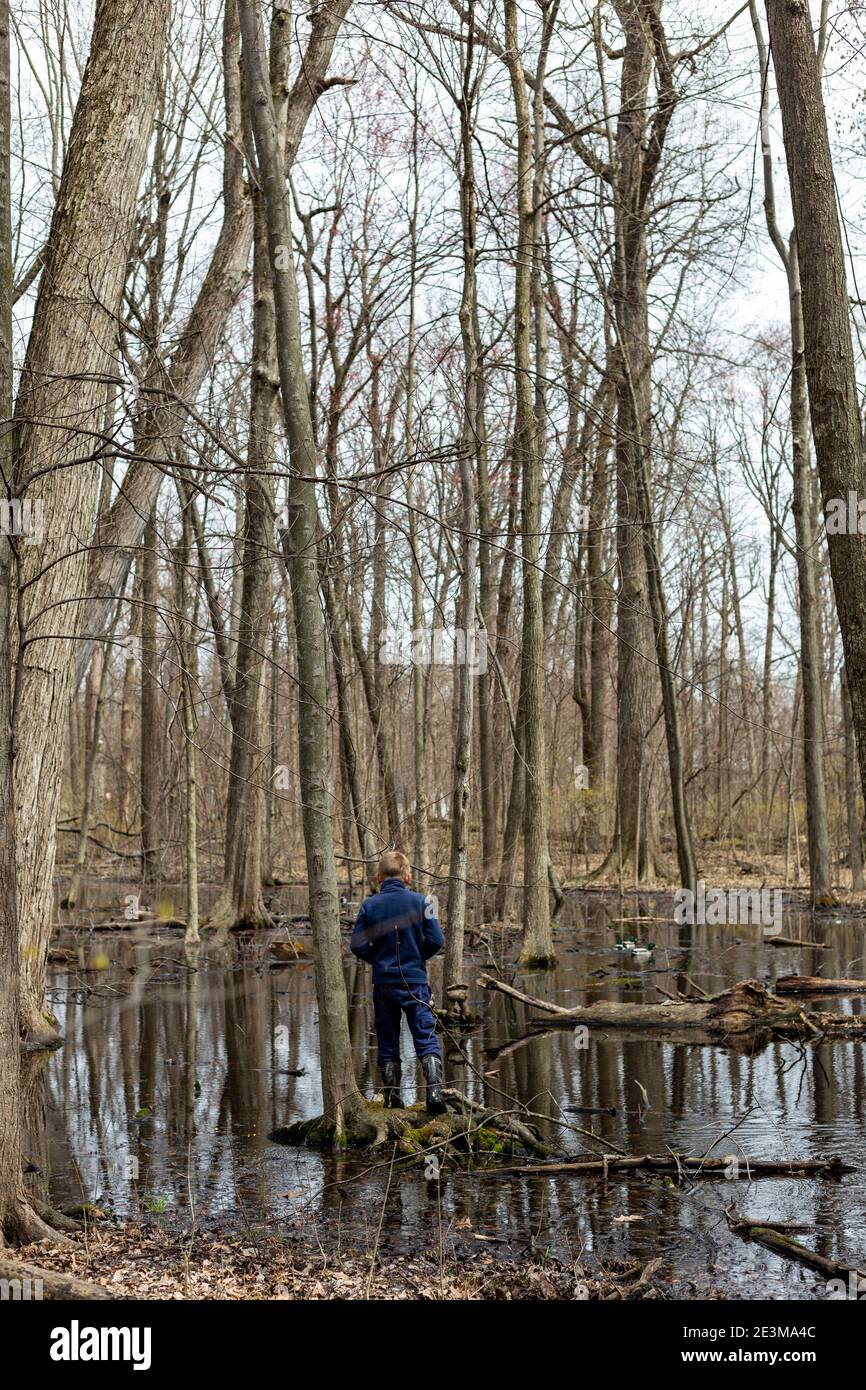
<box><xmin>767</xmin><ymin>936</ymin><xmax>826</xmax><ymax>948</ymax></box>
<box><xmin>476</xmin><ymin>1153</ymin><xmax>854</xmax><ymax>1179</ymax></box>
<box><xmin>477</xmin><ymin>974</ymin><xmax>866</xmax><ymax>1041</ymax></box>
<box><xmin>775</xmin><ymin>974</ymin><xmax>866</xmax><ymax>994</ymax></box>
<box><xmin>725</xmin><ymin>1208</ymin><xmax>866</xmax><ymax>1281</ymax></box>
<box><xmin>476</xmin><ymin>974</ymin><xmax>575</xmax><ymax>1015</ymax></box>
<box><xmin>0</xmin><ymin>1258</ymin><xmax>111</xmax><ymax>1299</ymax></box>
<box><xmin>62</xmin><ymin>916</ymin><xmax>186</xmax><ymax>931</ymax></box>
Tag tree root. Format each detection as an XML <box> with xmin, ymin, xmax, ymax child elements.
<box><xmin>205</xmin><ymin>892</ymin><xmax>275</xmax><ymax>935</ymax></box>
<box><xmin>583</xmin><ymin>839</ymin><xmax>671</xmax><ymax>887</ymax></box>
<box><xmin>19</xmin><ymin>1016</ymin><xmax>64</xmax><ymax>1054</ymax></box>
<box><xmin>269</xmin><ymin>1091</ymin><xmax>553</xmax><ymax>1161</ymax></box>
<box><xmin>516</xmin><ymin>950</ymin><xmax>558</xmax><ymax>970</ymax></box>
<box><xmin>30</xmin><ymin>1198</ymin><xmax>84</xmax><ymax>1234</ymax></box>
<box><xmin>1</xmin><ymin>1192</ymin><xmax>77</xmax><ymax>1248</ymax></box>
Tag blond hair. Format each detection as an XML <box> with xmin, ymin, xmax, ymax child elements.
<box><xmin>377</xmin><ymin>850</ymin><xmax>411</xmax><ymax>881</ymax></box>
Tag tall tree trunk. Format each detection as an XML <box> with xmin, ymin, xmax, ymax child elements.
<box><xmin>63</xmin><ymin>621</ymin><xmax>118</xmax><ymax>911</ymax></box>
<box><xmin>504</xmin><ymin>0</ymin><xmax>555</xmax><ymax>966</ymax></box>
<box><xmin>139</xmin><ymin>506</ymin><xmax>161</xmax><ymax>883</ymax></box>
<box><xmin>119</xmin><ymin>605</ymin><xmax>138</xmax><ymax>832</ymax></box>
<box><xmin>0</xmin><ymin>0</ymin><xmax>21</xmax><ymax>1240</ymax></box>
<box><xmin>176</xmin><ymin>498</ymin><xmax>200</xmax><ymax>945</ymax></box>
<box><xmin>405</xmin><ymin>94</ymin><xmax>430</xmax><ymax>881</ymax></box>
<box><xmin>492</xmin><ymin>435</ymin><xmax>522</xmax><ymax>920</ymax></box>
<box><xmin>0</xmin><ymin>0</ymin><xmax>64</xmax><ymax>1245</ymax></box>
<box><xmin>346</xmin><ymin>591</ymin><xmax>401</xmax><ymax>843</ymax></box>
<box><xmin>843</xmin><ymin>669</ymin><xmax>865</xmax><ymax>891</ymax></box>
<box><xmin>595</xmin><ymin>0</ymin><xmax>675</xmax><ymax>885</ymax></box>
<box><xmin>764</xmin><ymin>0</ymin><xmax>866</xmax><ymax>819</ymax></box>
<box><xmin>789</xmin><ymin>242</ymin><xmax>834</xmax><ymax>904</ymax></box>
<box><xmin>72</xmin><ymin>0</ymin><xmax>354</xmax><ymax>684</ymax></box>
<box><xmin>208</xmin><ymin>165</ymin><xmax>282</xmax><ymax>932</ymax></box>
<box><xmin>238</xmin><ymin>0</ymin><xmax>364</xmax><ymax>1139</ymax></box>
<box><xmin>443</xmin><ymin>12</ymin><xmax>481</xmax><ymax>1012</ymax></box>
<box><xmin>323</xmin><ymin>575</ymin><xmax>377</xmax><ymax>888</ymax></box>
<box><xmin>13</xmin><ymin>0</ymin><xmax>169</xmax><ymax>1045</ymax></box>
<box><xmin>585</xmin><ymin>387</ymin><xmax>615</xmax><ymax>795</ymax></box>
<box><xmin>750</xmin><ymin>1</ymin><xmax>834</xmax><ymax>905</ymax></box>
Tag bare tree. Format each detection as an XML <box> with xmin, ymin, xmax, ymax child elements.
<box><xmin>13</xmin><ymin>0</ymin><xmax>170</xmax><ymax>1045</ymax></box>
<box><xmin>238</xmin><ymin>0</ymin><xmax>365</xmax><ymax>1141</ymax></box>
<box><xmin>764</xmin><ymin>0</ymin><xmax>866</xmax><ymax>813</ymax></box>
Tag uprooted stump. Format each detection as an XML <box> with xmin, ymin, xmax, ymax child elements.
<box><xmin>269</xmin><ymin>1089</ymin><xmax>553</xmax><ymax>1162</ymax></box>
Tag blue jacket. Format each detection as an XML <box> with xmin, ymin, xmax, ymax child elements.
<box><xmin>350</xmin><ymin>878</ymin><xmax>444</xmax><ymax>985</ymax></box>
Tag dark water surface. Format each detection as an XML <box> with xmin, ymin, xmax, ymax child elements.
<box><xmin>34</xmin><ymin>881</ymin><xmax>866</xmax><ymax>1299</ymax></box>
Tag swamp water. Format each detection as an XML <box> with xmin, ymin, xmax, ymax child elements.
<box><xmin>31</xmin><ymin>880</ymin><xmax>866</xmax><ymax>1299</ymax></box>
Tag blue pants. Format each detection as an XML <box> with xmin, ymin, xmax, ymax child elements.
<box><xmin>373</xmin><ymin>982</ymin><xmax>441</xmax><ymax>1062</ymax></box>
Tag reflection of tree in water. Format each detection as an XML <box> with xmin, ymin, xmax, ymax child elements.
<box><xmin>35</xmin><ymin>906</ymin><xmax>866</xmax><ymax>1293</ymax></box>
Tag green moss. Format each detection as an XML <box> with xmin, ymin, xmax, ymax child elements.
<box><xmin>473</xmin><ymin>1127</ymin><xmax>506</xmax><ymax>1154</ymax></box>
<box><xmin>62</xmin><ymin>1202</ymin><xmax>107</xmax><ymax>1220</ymax></box>
<box><xmin>271</xmin><ymin>1102</ymin><xmax>531</xmax><ymax>1162</ymax></box>
<box><xmin>518</xmin><ymin>952</ymin><xmax>558</xmax><ymax>970</ymax></box>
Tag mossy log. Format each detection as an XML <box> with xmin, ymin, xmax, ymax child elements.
<box><xmin>269</xmin><ymin>1091</ymin><xmax>551</xmax><ymax>1161</ymax></box>
<box><xmin>477</xmin><ymin>974</ymin><xmax>866</xmax><ymax>1042</ymax></box>
<box><xmin>726</xmin><ymin>1208</ymin><xmax>866</xmax><ymax>1280</ymax></box>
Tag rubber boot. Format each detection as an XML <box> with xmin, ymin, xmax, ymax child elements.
<box><xmin>421</xmin><ymin>1054</ymin><xmax>446</xmax><ymax>1115</ymax></box>
<box><xmin>380</xmin><ymin>1059</ymin><xmax>402</xmax><ymax>1109</ymax></box>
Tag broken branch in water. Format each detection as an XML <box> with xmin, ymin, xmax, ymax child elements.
<box><xmin>775</xmin><ymin>975</ymin><xmax>866</xmax><ymax>994</ymax></box>
<box><xmin>476</xmin><ymin>1154</ymin><xmax>854</xmax><ymax>1179</ymax></box>
<box><xmin>725</xmin><ymin>1207</ymin><xmax>866</xmax><ymax>1281</ymax></box>
<box><xmin>767</xmin><ymin>937</ymin><xmax>826</xmax><ymax>948</ymax></box>
<box><xmin>476</xmin><ymin>974</ymin><xmax>576</xmax><ymax>1014</ymax></box>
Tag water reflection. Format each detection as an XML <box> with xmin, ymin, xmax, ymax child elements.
<box><xmin>34</xmin><ymin>883</ymin><xmax>866</xmax><ymax>1298</ymax></box>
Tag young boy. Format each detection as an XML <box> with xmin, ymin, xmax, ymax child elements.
<box><xmin>350</xmin><ymin>851</ymin><xmax>446</xmax><ymax>1114</ymax></box>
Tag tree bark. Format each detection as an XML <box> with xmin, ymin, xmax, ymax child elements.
<box><xmin>238</xmin><ymin>0</ymin><xmax>364</xmax><ymax>1139</ymax></box>
<box><xmin>208</xmin><ymin>46</ymin><xmax>286</xmax><ymax>931</ymax></box>
<box><xmin>0</xmin><ymin>0</ymin><xmax>69</xmax><ymax>1245</ymax></box>
<box><xmin>598</xmin><ymin>0</ymin><xmax>672</xmax><ymax>884</ymax></box>
<box><xmin>764</xmin><ymin>0</ymin><xmax>866</xmax><ymax>820</ymax></box>
<box><xmin>73</xmin><ymin>0</ymin><xmax>355</xmax><ymax>685</ymax></box>
<box><xmin>139</xmin><ymin>506</ymin><xmax>161</xmax><ymax>883</ymax></box>
<box><xmin>443</xmin><ymin>13</ymin><xmax>481</xmax><ymax>1011</ymax></box>
<box><xmin>750</xmin><ymin>1</ymin><xmax>834</xmax><ymax>905</ymax></box>
<box><xmin>503</xmin><ymin>0</ymin><xmax>555</xmax><ymax>966</ymax></box>
<box><xmin>13</xmin><ymin>0</ymin><xmax>170</xmax><ymax>1045</ymax></box>
<box><xmin>842</xmin><ymin>668</ymin><xmax>865</xmax><ymax>890</ymax></box>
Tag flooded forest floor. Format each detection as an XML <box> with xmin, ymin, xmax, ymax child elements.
<box><xmin>27</xmin><ymin>873</ymin><xmax>866</xmax><ymax>1300</ymax></box>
